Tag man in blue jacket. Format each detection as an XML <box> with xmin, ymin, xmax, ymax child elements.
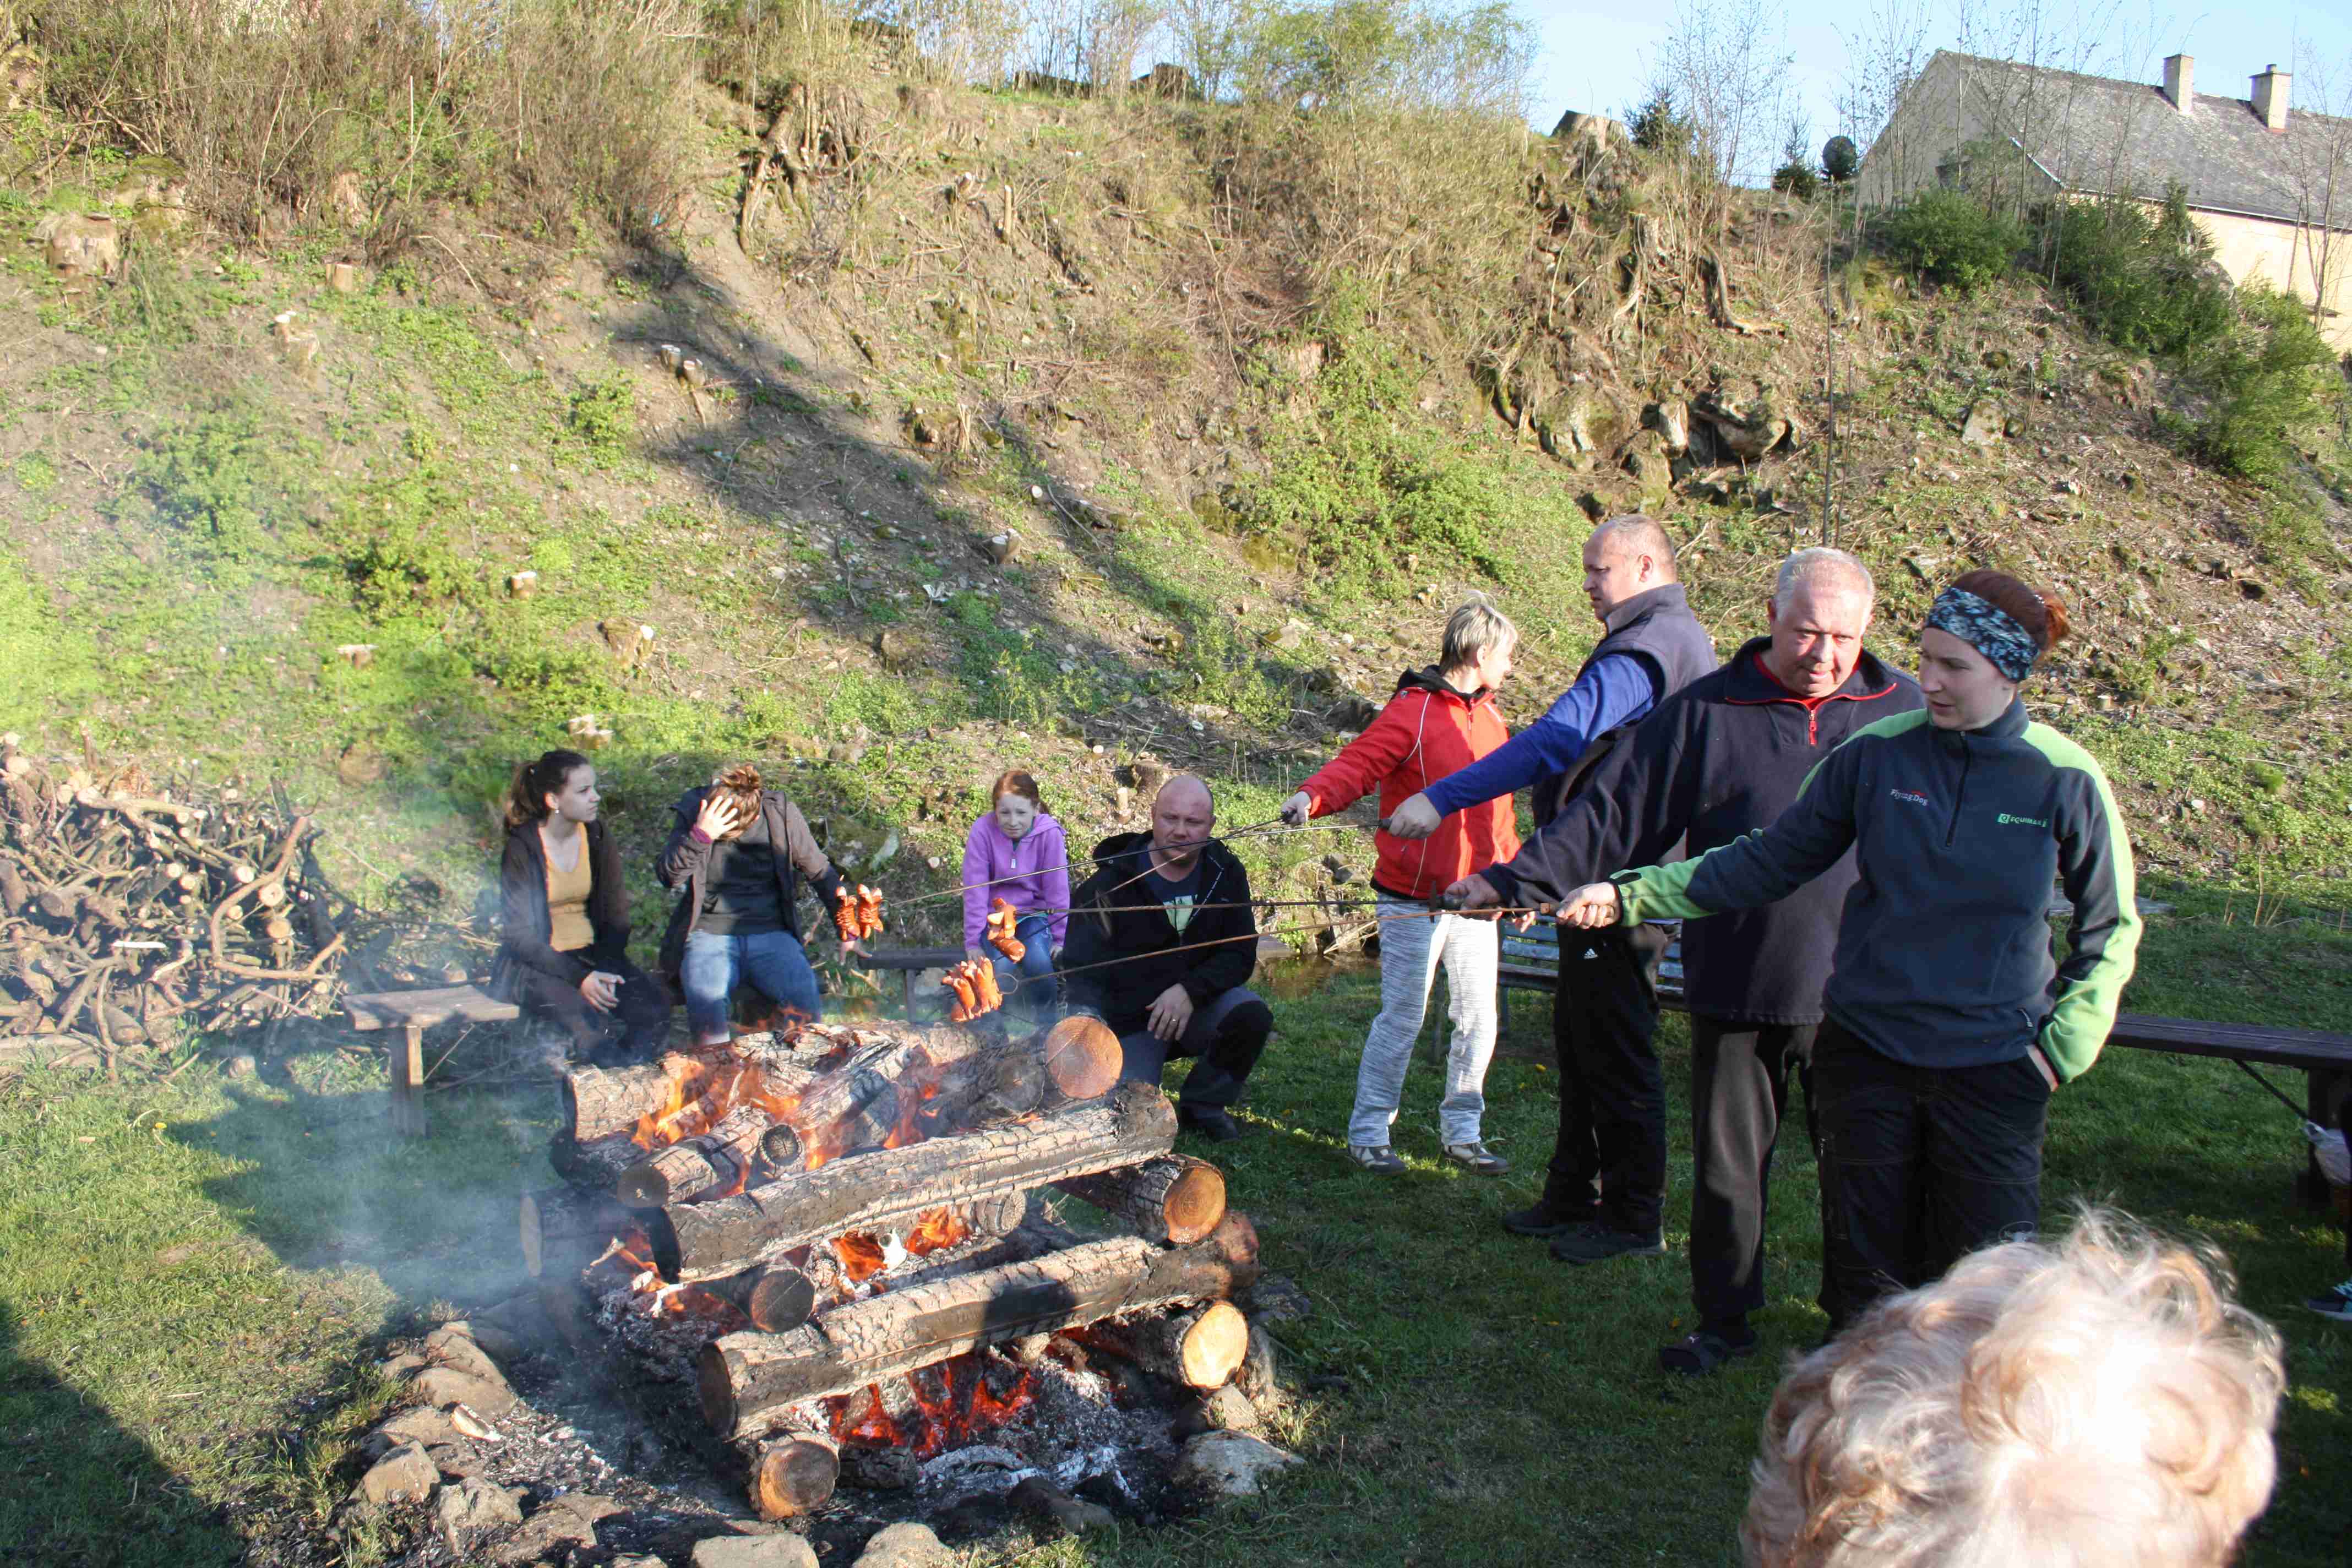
<box><xmin>1390</xmin><ymin>515</ymin><xmax>1713</xmax><ymax>1257</ymax></box>
<box><xmin>1454</xmin><ymin>549</ymin><xmax>1921</xmax><ymax>1369</ymax></box>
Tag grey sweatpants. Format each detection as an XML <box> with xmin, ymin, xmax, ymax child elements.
<box><xmin>1349</xmin><ymin>898</ymin><xmax>1500</xmax><ymax>1147</ymax></box>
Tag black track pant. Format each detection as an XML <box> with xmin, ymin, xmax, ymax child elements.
<box><xmin>1549</xmin><ymin>923</ymin><xmax>1670</xmax><ymax>1235</ymax></box>
<box><xmin>511</xmin><ymin>956</ymin><xmax>671</xmax><ymax>1060</ymax></box>
<box><xmin>1813</xmin><ymin>1019</ymin><xmax>2049</xmax><ymax>1332</ymax></box>
<box><xmin>1688</xmin><ymin>1018</ymin><xmax>1817</xmax><ymax>1331</ymax></box>
<box><xmin>1115</xmin><ymin>987</ymin><xmax>1273</xmax><ymax>1111</ymax></box>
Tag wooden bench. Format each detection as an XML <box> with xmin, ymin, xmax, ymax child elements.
<box><xmin>343</xmin><ymin>984</ymin><xmax>521</xmax><ymax>1137</ymax></box>
<box><xmin>1496</xmin><ymin>924</ymin><xmax>2352</xmax><ymax>1207</ymax></box>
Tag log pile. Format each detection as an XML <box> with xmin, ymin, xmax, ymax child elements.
<box><xmin>0</xmin><ymin>742</ymin><xmax>368</xmax><ymax>1069</ymax></box>
<box><xmin>527</xmin><ymin>1011</ymin><xmax>1259</xmax><ymax>1519</ymax></box>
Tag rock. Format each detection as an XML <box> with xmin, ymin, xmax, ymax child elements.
<box><xmin>35</xmin><ymin>211</ymin><xmax>122</xmax><ymax>281</ymax></box>
<box><xmin>853</xmin><ymin>1522</ymin><xmax>954</xmax><ymax>1567</ymax></box>
<box><xmin>422</xmin><ymin>1327</ymin><xmax>508</xmax><ymax>1389</ymax></box>
<box><xmin>336</xmin><ymin>745</ymin><xmax>389</xmax><ymax>787</ymax></box>
<box><xmin>361</xmin><ymin>1407</ymin><xmax>459</xmax><ymax>1460</ymax></box>
<box><xmin>355</xmin><ymin>1441</ymin><xmax>439</xmax><ymax>1506</ymax></box>
<box><xmin>614</xmin><ymin>1558</ymin><xmax>667</xmax><ymax>1568</ymax></box>
<box><xmin>492</xmin><ymin>1495</ymin><xmax>625</xmax><ymax>1565</ymax></box>
<box><xmin>1244</xmin><ymin>1273</ymin><xmax>1312</xmax><ymax>1323</ymax></box>
<box><xmin>1204</xmin><ymin>1384</ymin><xmax>1260</xmax><ymax>1430</ymax></box>
<box><xmin>410</xmin><ymin>1366</ymin><xmax>516</xmax><ymax>1418</ymax></box>
<box><xmin>435</xmin><ymin>1476</ymin><xmax>524</xmax><ymax>1551</ymax></box>
<box><xmin>222</xmin><ymin>1052</ymin><xmax>259</xmax><ymax>1080</ymax></box>
<box><xmin>377</xmin><ymin>1352</ymin><xmax>428</xmax><ymax>1380</ymax></box>
<box><xmin>1238</xmin><ymin>1321</ymin><xmax>1280</xmax><ymax>1407</ymax></box>
<box><xmin>1010</xmin><ymin>1475</ymin><xmax>1117</xmax><ymax>1534</ymax></box>
<box><xmin>1959</xmin><ymin>400</ymin><xmax>2005</xmax><ymax>447</ymax></box>
<box><xmin>694</xmin><ymin>1531</ymin><xmax>821</xmax><ymax>1568</ymax></box>
<box><xmin>1173</xmin><ymin>1431</ymin><xmax>1302</xmax><ymax>1497</ymax></box>
<box><xmin>1646</xmin><ymin>399</ymin><xmax>1691</xmax><ymax>454</ymax></box>
<box><xmin>439</xmin><ymin>1319</ymin><xmax>525</xmax><ymax>1364</ymax></box>
<box><xmin>842</xmin><ymin>1446</ymin><xmax>921</xmax><ymax>1491</ymax></box>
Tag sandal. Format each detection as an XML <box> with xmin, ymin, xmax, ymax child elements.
<box><xmin>1657</xmin><ymin>1328</ymin><xmax>1758</xmax><ymax>1377</ymax></box>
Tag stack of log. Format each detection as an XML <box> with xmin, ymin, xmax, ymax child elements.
<box><xmin>0</xmin><ymin>742</ymin><xmax>362</xmax><ymax>1069</ymax></box>
<box><xmin>524</xmin><ymin>1013</ymin><xmax>1259</xmax><ymax>1521</ymax></box>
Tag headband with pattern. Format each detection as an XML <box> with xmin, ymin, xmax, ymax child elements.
<box><xmin>1925</xmin><ymin>586</ymin><xmax>2039</xmax><ymax>682</ymax></box>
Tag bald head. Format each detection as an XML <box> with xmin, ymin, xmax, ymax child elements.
<box><xmin>1582</xmin><ymin>513</ymin><xmax>1678</xmax><ymax>622</ymax></box>
<box><xmin>1150</xmin><ymin>775</ymin><xmax>1215</xmax><ymax>872</ymax></box>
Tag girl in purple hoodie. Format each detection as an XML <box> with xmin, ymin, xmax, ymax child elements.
<box><xmin>962</xmin><ymin>770</ymin><xmax>1070</xmax><ymax>1019</ymax></box>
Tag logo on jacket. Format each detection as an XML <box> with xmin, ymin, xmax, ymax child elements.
<box><xmin>1889</xmin><ymin>788</ymin><xmax>1930</xmax><ymax>807</ymax></box>
<box><xmin>1996</xmin><ymin>812</ymin><xmax>2050</xmax><ymax>827</ymax></box>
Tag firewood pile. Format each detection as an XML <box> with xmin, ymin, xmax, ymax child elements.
<box><xmin>0</xmin><ymin>741</ymin><xmax>374</xmax><ymax>1068</ymax></box>
<box><xmin>525</xmin><ymin>1012</ymin><xmax>1259</xmax><ymax>1521</ymax></box>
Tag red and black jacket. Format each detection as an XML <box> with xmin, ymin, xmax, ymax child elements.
<box><xmin>1484</xmin><ymin>639</ymin><xmax>1921</xmax><ymax>1025</ymax></box>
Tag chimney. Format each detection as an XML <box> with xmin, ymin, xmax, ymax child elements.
<box><xmin>2253</xmin><ymin>64</ymin><xmax>2290</xmax><ymax>130</ymax></box>
<box><xmin>2162</xmin><ymin>53</ymin><xmax>2193</xmax><ymax>113</ymax></box>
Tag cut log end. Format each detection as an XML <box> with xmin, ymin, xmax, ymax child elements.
<box><xmin>1163</xmin><ymin>1162</ymin><xmax>1228</xmax><ymax>1245</ymax></box>
<box><xmin>748</xmin><ymin>1266</ymin><xmax>819</xmax><ymax>1333</ymax></box>
<box><xmin>750</xmin><ymin>1434</ymin><xmax>839</xmax><ymax>1519</ymax></box>
<box><xmin>1039</xmin><ymin>1014</ymin><xmax>1120</xmax><ymax>1099</ymax></box>
<box><xmin>1174</xmin><ymin>1300</ymin><xmax>1249</xmax><ymax>1389</ymax></box>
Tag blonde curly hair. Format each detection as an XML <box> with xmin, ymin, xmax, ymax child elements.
<box><xmin>1743</xmin><ymin>1208</ymin><xmax>2284</xmax><ymax>1568</ymax></box>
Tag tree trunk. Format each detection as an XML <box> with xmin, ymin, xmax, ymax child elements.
<box><xmin>616</xmin><ymin>1103</ymin><xmax>777</xmax><ymax>1208</ymax></box>
<box><xmin>563</xmin><ymin>1046</ymin><xmax>830</xmax><ymax>1144</ymax></box>
<box><xmin>1084</xmin><ymin>1300</ymin><xmax>1249</xmax><ymax>1390</ymax></box>
<box><xmin>521</xmin><ymin>1185</ymin><xmax>632</xmax><ymax>1280</ymax></box>
<box><xmin>750</xmin><ymin>1433</ymin><xmax>839</xmax><ymax>1518</ymax></box>
<box><xmin>1055</xmin><ymin>1155</ymin><xmax>1226</xmax><ymax>1244</ymax></box>
<box><xmin>699</xmin><ymin>1262</ymin><xmax>821</xmax><ymax>1333</ymax></box>
<box><xmin>646</xmin><ymin>1080</ymin><xmax>1178</xmax><ymax>1283</ymax></box>
<box><xmin>550</xmin><ymin>1129</ymin><xmax>641</xmax><ymax>1190</ymax></box>
<box><xmin>696</xmin><ymin>1211</ymin><xmax>1260</xmax><ymax>1439</ymax></box>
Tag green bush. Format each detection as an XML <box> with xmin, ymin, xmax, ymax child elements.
<box><xmin>2047</xmin><ymin>189</ymin><xmax>2234</xmax><ymax>358</ymax></box>
<box><xmin>1877</xmin><ymin>189</ymin><xmax>2025</xmax><ymax>293</ymax></box>
<box><xmin>1770</xmin><ymin>159</ymin><xmax>1819</xmax><ymax>200</ymax></box>
<box><xmin>325</xmin><ymin>467</ymin><xmax>479</xmax><ymax>616</ymax></box>
<box><xmin>138</xmin><ymin>409</ymin><xmax>307</xmax><ymax>564</ymax></box>
<box><xmin>2187</xmin><ymin>286</ymin><xmax>2341</xmax><ymax>484</ymax></box>
<box><xmin>567</xmin><ymin>374</ymin><xmax>638</xmax><ymax>465</ymax></box>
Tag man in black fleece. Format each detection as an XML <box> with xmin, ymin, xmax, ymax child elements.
<box><xmin>1455</xmin><ymin>549</ymin><xmax>1921</xmax><ymax>1370</ymax></box>
<box><xmin>1061</xmin><ymin>776</ymin><xmax>1267</xmax><ymax>1142</ymax></box>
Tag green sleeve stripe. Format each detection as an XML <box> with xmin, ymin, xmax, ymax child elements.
<box><xmin>2026</xmin><ymin>726</ymin><xmax>2142</xmax><ymax>1080</ymax></box>
<box><xmin>1614</xmin><ymin>851</ymin><xmax>1717</xmax><ymax>923</ymax></box>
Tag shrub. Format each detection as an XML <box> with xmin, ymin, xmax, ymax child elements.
<box><xmin>567</xmin><ymin>375</ymin><xmax>638</xmax><ymax>464</ymax></box>
<box><xmin>2187</xmin><ymin>286</ymin><xmax>2340</xmax><ymax>484</ymax></box>
<box><xmin>1877</xmin><ymin>188</ymin><xmax>2025</xmax><ymax>293</ymax></box>
<box><xmin>138</xmin><ymin>409</ymin><xmax>306</xmax><ymax>564</ymax></box>
<box><xmin>1770</xmin><ymin>159</ymin><xmax>1819</xmax><ymax>200</ymax></box>
<box><xmin>1628</xmin><ymin>85</ymin><xmax>1696</xmax><ymax>160</ymax></box>
<box><xmin>2047</xmin><ymin>189</ymin><xmax>2234</xmax><ymax>359</ymax></box>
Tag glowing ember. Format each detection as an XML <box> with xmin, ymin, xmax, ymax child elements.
<box><xmin>601</xmin><ymin>1227</ymin><xmax>748</xmax><ymax>1327</ymax></box>
<box><xmin>904</xmin><ymin>1206</ymin><xmax>972</xmax><ymax>1255</ymax></box>
<box><xmin>834</xmin><ymin>1231</ymin><xmax>893</xmax><ymax>1284</ymax></box>
<box><xmin>824</xmin><ymin>1350</ymin><xmax>1036</xmax><ymax>1458</ymax></box>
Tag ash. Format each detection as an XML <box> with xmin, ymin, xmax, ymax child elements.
<box><xmin>900</xmin><ymin>1344</ymin><xmax>1180</xmax><ymax>1512</ymax></box>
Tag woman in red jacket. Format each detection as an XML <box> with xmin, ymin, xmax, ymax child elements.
<box><xmin>1281</xmin><ymin>596</ymin><xmax>1522</xmax><ymax>1174</ymax></box>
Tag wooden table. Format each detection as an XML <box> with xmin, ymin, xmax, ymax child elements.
<box><xmin>343</xmin><ymin>984</ymin><xmax>521</xmax><ymax>1136</ymax></box>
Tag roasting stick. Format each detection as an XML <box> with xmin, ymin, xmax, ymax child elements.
<box><xmin>1042</xmin><ymin>903</ymin><xmax>1556</xmax><ymax>985</ymax></box>
<box><xmin>883</xmin><ymin>818</ymin><xmax>1374</xmax><ymax>912</ymax></box>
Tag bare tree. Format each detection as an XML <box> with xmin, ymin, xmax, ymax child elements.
<box><xmin>1652</xmin><ymin>0</ymin><xmax>1793</xmax><ymax>186</ymax></box>
<box><xmin>1835</xmin><ymin>0</ymin><xmax>1931</xmax><ymax>193</ymax></box>
<box><xmin>1166</xmin><ymin>0</ymin><xmax>1263</xmax><ymax>100</ymax></box>
<box><xmin>2285</xmin><ymin>42</ymin><xmax>2352</xmax><ymax>342</ymax></box>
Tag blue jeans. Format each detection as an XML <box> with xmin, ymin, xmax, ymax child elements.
<box><xmin>992</xmin><ymin>913</ymin><xmax>1059</xmax><ymax>1019</ymax></box>
<box><xmin>682</xmin><ymin>928</ymin><xmax>822</xmax><ymax>1041</ymax></box>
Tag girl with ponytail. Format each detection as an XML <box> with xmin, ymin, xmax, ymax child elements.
<box><xmin>489</xmin><ymin>750</ymin><xmax>671</xmax><ymax>1063</ymax></box>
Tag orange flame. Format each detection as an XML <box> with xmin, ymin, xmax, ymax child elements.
<box><xmin>631</xmin><ymin>1053</ymin><xmax>808</xmax><ymax>1153</ymax></box>
<box><xmin>824</xmin><ymin>1351</ymin><xmax>1035</xmax><ymax>1458</ymax></box>
<box><xmin>602</xmin><ymin>1227</ymin><xmax>748</xmax><ymax>1327</ymax></box>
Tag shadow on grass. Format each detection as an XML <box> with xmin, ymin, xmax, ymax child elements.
<box><xmin>0</xmin><ymin>1300</ymin><xmax>243</xmax><ymax>1568</ymax></box>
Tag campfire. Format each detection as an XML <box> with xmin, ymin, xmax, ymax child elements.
<box><xmin>521</xmin><ymin>1010</ymin><xmax>1260</xmax><ymax>1522</ymax></box>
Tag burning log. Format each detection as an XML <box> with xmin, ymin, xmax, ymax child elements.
<box><xmin>750</xmin><ymin>1433</ymin><xmax>840</xmax><ymax>1518</ymax></box>
<box><xmin>702</xmin><ymin>1263</ymin><xmax>822</xmax><ymax>1333</ymax></box>
<box><xmin>1082</xmin><ymin>1300</ymin><xmax>1249</xmax><ymax>1391</ymax></box>
<box><xmin>616</xmin><ymin>1103</ymin><xmax>778</xmax><ymax>1208</ymax></box>
<box><xmin>645</xmin><ymin>1080</ymin><xmax>1179</xmax><ymax>1283</ymax></box>
<box><xmin>695</xmin><ymin>1211</ymin><xmax>1261</xmax><ymax>1439</ymax></box>
<box><xmin>549</xmin><ymin>1129</ymin><xmax>643</xmax><ymax>1189</ymax></box>
<box><xmin>563</xmin><ymin>1050</ymin><xmax>826</xmax><ymax>1145</ymax></box>
<box><xmin>1054</xmin><ymin>1155</ymin><xmax>1227</xmax><ymax>1245</ymax></box>
<box><xmin>521</xmin><ymin>1185</ymin><xmax>635</xmax><ymax>1279</ymax></box>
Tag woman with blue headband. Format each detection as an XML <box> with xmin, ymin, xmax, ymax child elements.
<box><xmin>1554</xmin><ymin>569</ymin><xmax>2140</xmax><ymax>1333</ymax></box>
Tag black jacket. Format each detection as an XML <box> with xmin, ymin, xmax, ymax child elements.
<box><xmin>656</xmin><ymin>788</ymin><xmax>843</xmax><ymax>979</ymax></box>
<box><xmin>1619</xmin><ymin>700</ymin><xmax>2141</xmax><ymax>1080</ymax></box>
<box><xmin>1535</xmin><ymin>582</ymin><xmax>1716</xmax><ymax>825</ymax></box>
<box><xmin>1061</xmin><ymin>832</ymin><xmax>1258</xmax><ymax>1034</ymax></box>
<box><xmin>488</xmin><ymin>818</ymin><xmax>632</xmax><ymax>1000</ymax></box>
<box><xmin>1488</xmin><ymin>640</ymin><xmax>1921</xmax><ymax>1024</ymax></box>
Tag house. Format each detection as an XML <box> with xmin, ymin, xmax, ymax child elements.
<box><xmin>1859</xmin><ymin>50</ymin><xmax>2352</xmax><ymax>349</ymax></box>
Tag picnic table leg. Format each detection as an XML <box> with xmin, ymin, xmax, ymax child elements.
<box><xmin>390</xmin><ymin>1022</ymin><xmax>428</xmax><ymax>1138</ymax></box>
<box><xmin>902</xmin><ymin>970</ymin><xmax>916</xmax><ymax>1023</ymax></box>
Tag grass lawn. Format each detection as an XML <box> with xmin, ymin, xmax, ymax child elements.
<box><xmin>3</xmin><ymin>878</ymin><xmax>2350</xmax><ymax>1567</ymax></box>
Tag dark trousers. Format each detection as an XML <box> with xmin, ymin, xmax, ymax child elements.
<box><xmin>1549</xmin><ymin>923</ymin><xmax>1670</xmax><ymax>1235</ymax></box>
<box><xmin>1814</xmin><ymin>1019</ymin><xmax>2050</xmax><ymax>1331</ymax></box>
<box><xmin>512</xmin><ymin>955</ymin><xmax>671</xmax><ymax>1060</ymax></box>
<box><xmin>1689</xmin><ymin>1017</ymin><xmax>1817</xmax><ymax>1331</ymax></box>
<box><xmin>1116</xmin><ymin>987</ymin><xmax>1273</xmax><ymax>1110</ymax></box>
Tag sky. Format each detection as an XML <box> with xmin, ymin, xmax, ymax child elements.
<box><xmin>1515</xmin><ymin>0</ymin><xmax>2352</xmax><ymax>161</ymax></box>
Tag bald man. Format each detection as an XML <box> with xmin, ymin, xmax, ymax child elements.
<box><xmin>1060</xmin><ymin>776</ymin><xmax>1270</xmax><ymax>1142</ymax></box>
<box><xmin>1391</xmin><ymin>515</ymin><xmax>1714</xmax><ymax>1257</ymax></box>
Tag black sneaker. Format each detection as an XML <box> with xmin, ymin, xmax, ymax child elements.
<box><xmin>1501</xmin><ymin>1198</ymin><xmax>1601</xmax><ymax>1238</ymax></box>
<box><xmin>1179</xmin><ymin>1106</ymin><xmax>1246</xmax><ymax>1142</ymax></box>
<box><xmin>1657</xmin><ymin>1327</ymin><xmax>1758</xmax><ymax>1376</ymax></box>
<box><xmin>1346</xmin><ymin>1144</ymin><xmax>1407</xmax><ymax>1173</ymax></box>
<box><xmin>2306</xmin><ymin>1278</ymin><xmax>2352</xmax><ymax>1322</ymax></box>
<box><xmin>1550</xmin><ymin>1221</ymin><xmax>1667</xmax><ymax>1265</ymax></box>
<box><xmin>1441</xmin><ymin>1140</ymin><xmax>1509</xmax><ymax>1175</ymax></box>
